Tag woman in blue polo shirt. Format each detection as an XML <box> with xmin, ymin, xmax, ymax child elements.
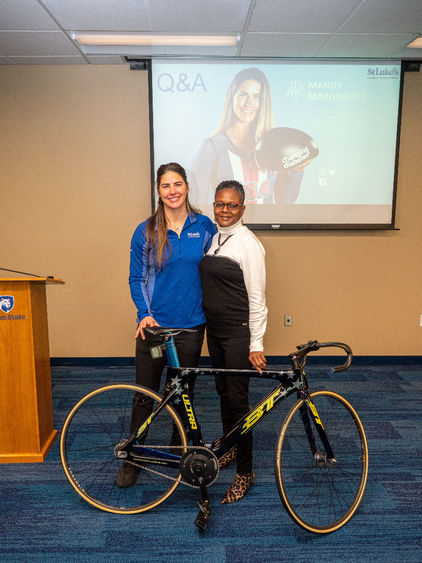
<box><xmin>117</xmin><ymin>162</ymin><xmax>215</xmax><ymax>488</ymax></box>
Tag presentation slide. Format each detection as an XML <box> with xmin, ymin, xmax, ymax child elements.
<box><xmin>151</xmin><ymin>59</ymin><xmax>402</xmax><ymax>229</ymax></box>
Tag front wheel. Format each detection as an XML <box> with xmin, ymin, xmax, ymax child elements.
<box><xmin>60</xmin><ymin>383</ymin><xmax>188</xmax><ymax>514</ymax></box>
<box><xmin>275</xmin><ymin>390</ymin><xmax>368</xmax><ymax>533</ymax></box>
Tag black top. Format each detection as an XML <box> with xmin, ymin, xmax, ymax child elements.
<box><xmin>199</xmin><ymin>255</ymin><xmax>249</xmax><ymax>328</ymax></box>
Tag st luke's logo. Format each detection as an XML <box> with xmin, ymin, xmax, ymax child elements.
<box><xmin>0</xmin><ymin>295</ymin><xmax>15</xmax><ymax>313</ymax></box>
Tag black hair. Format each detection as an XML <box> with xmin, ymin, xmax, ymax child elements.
<box><xmin>215</xmin><ymin>180</ymin><xmax>245</xmax><ymax>205</ymax></box>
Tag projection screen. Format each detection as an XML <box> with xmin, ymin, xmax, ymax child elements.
<box><xmin>150</xmin><ymin>59</ymin><xmax>402</xmax><ymax>229</ymax></box>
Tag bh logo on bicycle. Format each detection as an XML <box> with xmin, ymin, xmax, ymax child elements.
<box><xmin>0</xmin><ymin>295</ymin><xmax>26</xmax><ymax>321</ymax></box>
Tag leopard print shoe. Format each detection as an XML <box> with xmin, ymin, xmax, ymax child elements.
<box><xmin>221</xmin><ymin>470</ymin><xmax>255</xmax><ymax>504</ymax></box>
<box><xmin>218</xmin><ymin>445</ymin><xmax>237</xmax><ymax>470</ymax></box>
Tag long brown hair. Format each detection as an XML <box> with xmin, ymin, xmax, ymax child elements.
<box><xmin>214</xmin><ymin>67</ymin><xmax>273</xmax><ymax>144</ymax></box>
<box><xmin>146</xmin><ymin>162</ymin><xmax>199</xmax><ymax>269</ymax></box>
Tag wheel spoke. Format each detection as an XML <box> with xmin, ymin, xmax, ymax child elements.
<box><xmin>275</xmin><ymin>390</ymin><xmax>368</xmax><ymax>533</ymax></box>
<box><xmin>60</xmin><ymin>384</ymin><xmax>187</xmax><ymax>514</ymax></box>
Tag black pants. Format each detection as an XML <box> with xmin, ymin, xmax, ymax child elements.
<box><xmin>132</xmin><ymin>325</ymin><xmax>205</xmax><ymax>436</ymax></box>
<box><xmin>207</xmin><ymin>324</ymin><xmax>252</xmax><ymax>474</ymax></box>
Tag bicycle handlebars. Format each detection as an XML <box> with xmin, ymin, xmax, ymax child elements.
<box><xmin>289</xmin><ymin>340</ymin><xmax>353</xmax><ymax>373</ymax></box>
<box><xmin>145</xmin><ymin>328</ymin><xmax>353</xmax><ymax>374</ymax></box>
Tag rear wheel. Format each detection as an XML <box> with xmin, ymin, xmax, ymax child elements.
<box><xmin>60</xmin><ymin>383</ymin><xmax>187</xmax><ymax>514</ymax></box>
<box><xmin>275</xmin><ymin>390</ymin><xmax>368</xmax><ymax>533</ymax></box>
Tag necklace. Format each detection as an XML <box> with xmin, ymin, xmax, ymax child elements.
<box><xmin>166</xmin><ymin>215</ymin><xmax>186</xmax><ymax>234</ymax></box>
<box><xmin>169</xmin><ymin>223</ymin><xmax>182</xmax><ymax>232</ymax></box>
<box><xmin>214</xmin><ymin>233</ymin><xmax>233</xmax><ymax>255</ymax></box>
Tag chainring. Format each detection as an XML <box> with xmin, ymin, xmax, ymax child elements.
<box><xmin>179</xmin><ymin>448</ymin><xmax>219</xmax><ymax>487</ymax></box>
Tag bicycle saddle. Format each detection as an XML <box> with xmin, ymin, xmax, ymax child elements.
<box><xmin>144</xmin><ymin>326</ymin><xmax>197</xmax><ymax>336</ymax></box>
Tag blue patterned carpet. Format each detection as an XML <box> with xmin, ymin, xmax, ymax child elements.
<box><xmin>0</xmin><ymin>360</ymin><xmax>421</xmax><ymax>562</ymax></box>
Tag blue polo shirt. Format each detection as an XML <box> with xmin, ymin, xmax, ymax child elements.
<box><xmin>129</xmin><ymin>212</ymin><xmax>215</xmax><ymax>327</ymax></box>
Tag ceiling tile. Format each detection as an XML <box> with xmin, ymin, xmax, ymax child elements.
<box><xmin>41</xmin><ymin>0</ymin><xmax>150</xmax><ymax>31</ymax></box>
<box><xmin>0</xmin><ymin>0</ymin><xmax>59</xmax><ymax>30</ymax></box>
<box><xmin>145</xmin><ymin>0</ymin><xmax>251</xmax><ymax>32</ymax></box>
<box><xmin>249</xmin><ymin>0</ymin><xmax>361</xmax><ymax>32</ymax></box>
<box><xmin>241</xmin><ymin>32</ymin><xmax>330</xmax><ymax>57</ymax></box>
<box><xmin>340</xmin><ymin>0</ymin><xmax>422</xmax><ymax>33</ymax></box>
<box><xmin>0</xmin><ymin>0</ymin><xmax>421</xmax><ymax>62</ymax></box>
<box><xmin>317</xmin><ymin>33</ymin><xmax>416</xmax><ymax>58</ymax></box>
<box><xmin>0</xmin><ymin>31</ymin><xmax>81</xmax><ymax>56</ymax></box>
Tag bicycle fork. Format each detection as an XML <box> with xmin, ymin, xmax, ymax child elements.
<box><xmin>299</xmin><ymin>392</ymin><xmax>336</xmax><ymax>466</ymax></box>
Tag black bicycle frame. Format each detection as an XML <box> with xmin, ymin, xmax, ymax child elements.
<box><xmin>165</xmin><ymin>366</ymin><xmax>302</xmax><ymax>456</ymax></box>
<box><xmin>125</xmin><ymin>332</ymin><xmax>350</xmax><ymax>469</ymax></box>
<box><xmin>128</xmin><ymin>364</ymin><xmax>336</xmax><ymax>468</ymax></box>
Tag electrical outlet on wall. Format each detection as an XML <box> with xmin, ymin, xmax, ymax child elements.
<box><xmin>284</xmin><ymin>314</ymin><xmax>293</xmax><ymax>327</ymax></box>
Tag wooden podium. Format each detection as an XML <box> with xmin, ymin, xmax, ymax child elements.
<box><xmin>0</xmin><ymin>277</ymin><xmax>64</xmax><ymax>463</ymax></box>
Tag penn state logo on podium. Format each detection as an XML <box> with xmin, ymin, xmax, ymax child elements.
<box><xmin>0</xmin><ymin>295</ymin><xmax>15</xmax><ymax>313</ymax></box>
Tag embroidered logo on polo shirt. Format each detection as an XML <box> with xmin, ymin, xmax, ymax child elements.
<box><xmin>187</xmin><ymin>232</ymin><xmax>200</xmax><ymax>238</ymax></box>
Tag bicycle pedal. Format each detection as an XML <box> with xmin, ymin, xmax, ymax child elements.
<box><xmin>195</xmin><ymin>500</ymin><xmax>211</xmax><ymax>531</ymax></box>
<box><xmin>195</xmin><ymin>510</ymin><xmax>210</xmax><ymax>530</ymax></box>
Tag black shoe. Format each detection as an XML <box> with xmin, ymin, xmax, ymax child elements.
<box><xmin>116</xmin><ymin>463</ymin><xmax>140</xmax><ymax>488</ymax></box>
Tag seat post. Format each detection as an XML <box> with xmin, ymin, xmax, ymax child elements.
<box><xmin>164</xmin><ymin>334</ymin><xmax>181</xmax><ymax>367</ymax></box>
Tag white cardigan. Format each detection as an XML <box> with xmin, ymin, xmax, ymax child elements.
<box><xmin>206</xmin><ymin>219</ymin><xmax>268</xmax><ymax>352</ymax></box>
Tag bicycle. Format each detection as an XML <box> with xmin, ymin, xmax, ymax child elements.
<box><xmin>60</xmin><ymin>327</ymin><xmax>368</xmax><ymax>534</ymax></box>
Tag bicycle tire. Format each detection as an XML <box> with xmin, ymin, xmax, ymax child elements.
<box><xmin>275</xmin><ymin>390</ymin><xmax>368</xmax><ymax>533</ymax></box>
<box><xmin>60</xmin><ymin>383</ymin><xmax>188</xmax><ymax>514</ymax></box>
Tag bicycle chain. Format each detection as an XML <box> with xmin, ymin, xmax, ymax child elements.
<box><xmin>126</xmin><ymin>445</ymin><xmax>220</xmax><ymax>489</ymax></box>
